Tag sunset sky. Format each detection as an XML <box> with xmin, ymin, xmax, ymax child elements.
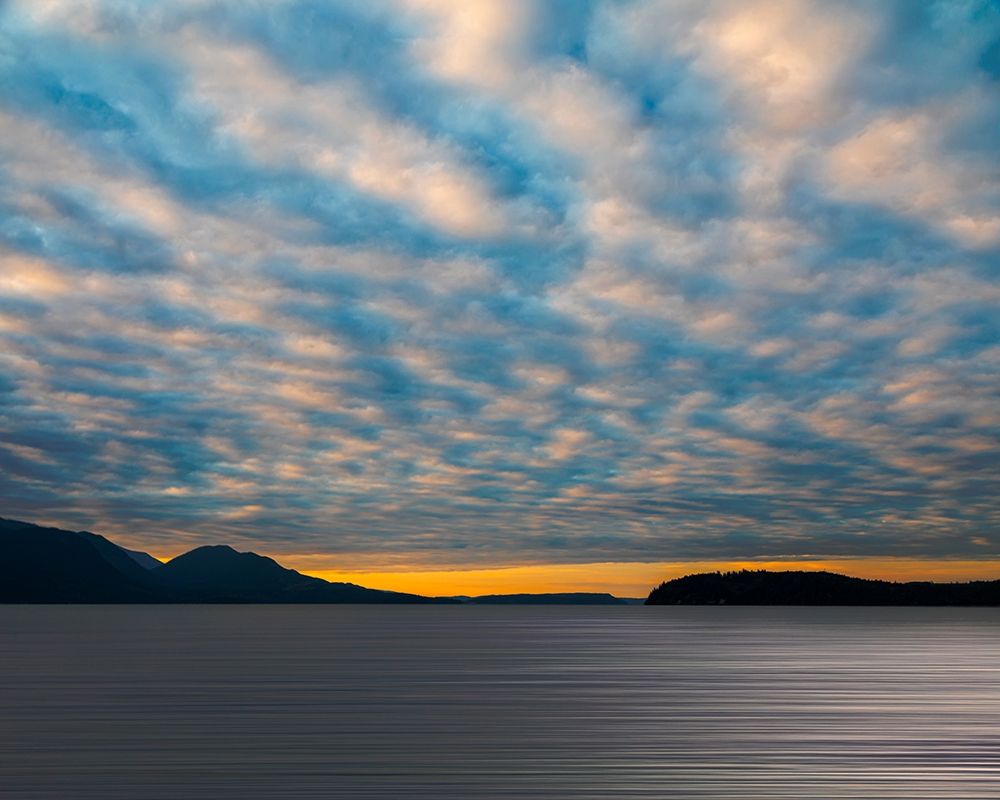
<box><xmin>1</xmin><ymin>0</ymin><xmax>998</xmax><ymax>596</ymax></box>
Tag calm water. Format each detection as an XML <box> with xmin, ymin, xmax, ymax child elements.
<box><xmin>1</xmin><ymin>606</ymin><xmax>998</xmax><ymax>799</ymax></box>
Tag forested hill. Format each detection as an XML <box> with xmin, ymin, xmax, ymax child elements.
<box><xmin>645</xmin><ymin>570</ymin><xmax>1000</xmax><ymax>606</ymax></box>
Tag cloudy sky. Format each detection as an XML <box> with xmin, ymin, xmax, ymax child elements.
<box><xmin>1</xmin><ymin>0</ymin><xmax>998</xmax><ymax>593</ymax></box>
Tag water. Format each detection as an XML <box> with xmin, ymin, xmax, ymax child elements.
<box><xmin>1</xmin><ymin>606</ymin><xmax>998</xmax><ymax>799</ymax></box>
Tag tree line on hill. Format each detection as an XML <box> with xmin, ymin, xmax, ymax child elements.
<box><xmin>645</xmin><ymin>569</ymin><xmax>1000</xmax><ymax>605</ymax></box>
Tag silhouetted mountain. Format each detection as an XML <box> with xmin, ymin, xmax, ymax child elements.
<box><xmin>0</xmin><ymin>518</ymin><xmax>166</xmax><ymax>603</ymax></box>
<box><xmin>154</xmin><ymin>544</ymin><xmax>447</xmax><ymax>604</ymax></box>
<box><xmin>122</xmin><ymin>547</ymin><xmax>162</xmax><ymax>570</ymax></box>
<box><xmin>468</xmin><ymin>592</ymin><xmax>628</xmax><ymax>605</ymax></box>
<box><xmin>0</xmin><ymin>517</ymin><xmax>453</xmax><ymax>604</ymax></box>
<box><xmin>646</xmin><ymin>570</ymin><xmax>1000</xmax><ymax>606</ymax></box>
<box><xmin>74</xmin><ymin>529</ymin><xmax>163</xmax><ymax>586</ymax></box>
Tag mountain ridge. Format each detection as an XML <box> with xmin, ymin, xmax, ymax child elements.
<box><xmin>0</xmin><ymin>517</ymin><xmax>632</xmax><ymax>604</ymax></box>
<box><xmin>0</xmin><ymin>518</ymin><xmax>452</xmax><ymax>604</ymax></box>
<box><xmin>0</xmin><ymin>518</ymin><xmax>167</xmax><ymax>603</ymax></box>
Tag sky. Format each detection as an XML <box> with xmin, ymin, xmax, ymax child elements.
<box><xmin>1</xmin><ymin>0</ymin><xmax>998</xmax><ymax>596</ymax></box>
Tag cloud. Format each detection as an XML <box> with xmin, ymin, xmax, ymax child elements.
<box><xmin>824</xmin><ymin>96</ymin><xmax>1000</xmax><ymax>248</ymax></box>
<box><xmin>0</xmin><ymin>0</ymin><xmax>997</xmax><ymax>566</ymax></box>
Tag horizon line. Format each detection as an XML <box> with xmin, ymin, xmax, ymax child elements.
<box><xmin>293</xmin><ymin>558</ymin><xmax>1000</xmax><ymax>598</ymax></box>
<box><xmin>8</xmin><ymin>517</ymin><xmax>1000</xmax><ymax>598</ymax></box>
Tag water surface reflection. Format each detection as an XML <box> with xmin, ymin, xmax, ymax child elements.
<box><xmin>1</xmin><ymin>606</ymin><xmax>997</xmax><ymax>798</ymax></box>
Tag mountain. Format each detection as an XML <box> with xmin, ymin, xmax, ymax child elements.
<box><xmin>646</xmin><ymin>570</ymin><xmax>1000</xmax><ymax>606</ymax></box>
<box><xmin>74</xmin><ymin>529</ymin><xmax>164</xmax><ymax>585</ymax></box>
<box><xmin>0</xmin><ymin>518</ymin><xmax>166</xmax><ymax>603</ymax></box>
<box><xmin>468</xmin><ymin>592</ymin><xmax>628</xmax><ymax>605</ymax></box>
<box><xmin>121</xmin><ymin>547</ymin><xmax>162</xmax><ymax>570</ymax></box>
<box><xmin>155</xmin><ymin>545</ymin><xmax>449</xmax><ymax>603</ymax></box>
<box><xmin>2</xmin><ymin>516</ymin><xmax>645</xmax><ymax>605</ymax></box>
<box><xmin>0</xmin><ymin>517</ymin><xmax>452</xmax><ymax>604</ymax></box>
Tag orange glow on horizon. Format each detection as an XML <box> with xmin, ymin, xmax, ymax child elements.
<box><xmin>293</xmin><ymin>558</ymin><xmax>1000</xmax><ymax>598</ymax></box>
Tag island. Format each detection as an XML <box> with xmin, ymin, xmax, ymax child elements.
<box><xmin>645</xmin><ymin>569</ymin><xmax>1000</xmax><ymax>606</ymax></box>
